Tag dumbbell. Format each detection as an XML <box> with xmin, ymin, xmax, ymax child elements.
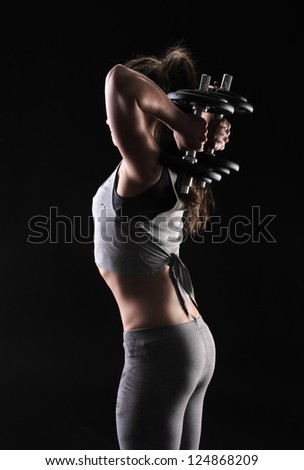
<box><xmin>167</xmin><ymin>74</ymin><xmax>254</xmax><ymax>193</ymax></box>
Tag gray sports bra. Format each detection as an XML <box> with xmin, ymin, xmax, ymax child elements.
<box><xmin>91</xmin><ymin>162</ymin><xmax>198</xmax><ymax>315</ymax></box>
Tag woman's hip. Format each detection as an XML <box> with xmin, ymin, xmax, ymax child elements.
<box><xmin>122</xmin><ymin>315</ymin><xmax>216</xmax><ymax>380</ymax></box>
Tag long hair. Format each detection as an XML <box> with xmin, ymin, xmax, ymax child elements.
<box><xmin>124</xmin><ymin>42</ymin><xmax>215</xmax><ymax>235</ymax></box>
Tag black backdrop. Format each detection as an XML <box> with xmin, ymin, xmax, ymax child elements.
<box><xmin>1</xmin><ymin>3</ymin><xmax>302</xmax><ymax>450</ymax></box>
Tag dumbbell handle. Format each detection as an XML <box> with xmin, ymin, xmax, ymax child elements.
<box><xmin>180</xmin><ymin>74</ymin><xmax>211</xmax><ymax>194</ymax></box>
<box><xmin>180</xmin><ymin>73</ymin><xmax>233</xmax><ymax>194</ymax></box>
<box><xmin>198</xmin><ymin>74</ymin><xmax>233</xmax><ymax>189</ymax></box>
<box><xmin>205</xmin><ymin>73</ymin><xmax>233</xmax><ymax>156</ymax></box>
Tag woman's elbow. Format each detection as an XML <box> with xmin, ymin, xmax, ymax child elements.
<box><xmin>105</xmin><ymin>64</ymin><xmax>129</xmax><ymax>92</ymax></box>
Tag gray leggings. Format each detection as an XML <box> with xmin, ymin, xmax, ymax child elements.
<box><xmin>116</xmin><ymin>315</ymin><xmax>216</xmax><ymax>450</ymax></box>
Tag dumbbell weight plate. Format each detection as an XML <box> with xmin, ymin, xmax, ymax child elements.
<box><xmin>209</xmin><ymin>90</ymin><xmax>254</xmax><ymax>114</ymax></box>
<box><xmin>159</xmin><ymin>152</ymin><xmax>223</xmax><ymax>182</ymax></box>
<box><xmin>167</xmin><ymin>89</ymin><xmax>235</xmax><ymax>115</ymax></box>
<box><xmin>197</xmin><ymin>154</ymin><xmax>240</xmax><ymax>172</ymax></box>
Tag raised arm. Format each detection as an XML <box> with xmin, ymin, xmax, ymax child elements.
<box><xmin>105</xmin><ymin>64</ymin><xmax>208</xmax><ymax>182</ymax></box>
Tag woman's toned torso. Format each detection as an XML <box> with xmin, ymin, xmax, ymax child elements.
<box><xmin>97</xmin><ymin>161</ymin><xmax>200</xmax><ymax>331</ymax></box>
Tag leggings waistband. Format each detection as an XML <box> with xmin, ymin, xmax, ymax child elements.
<box><xmin>123</xmin><ymin>315</ymin><xmax>205</xmax><ymax>342</ymax></box>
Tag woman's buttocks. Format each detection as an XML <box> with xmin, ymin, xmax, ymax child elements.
<box><xmin>97</xmin><ymin>264</ymin><xmax>200</xmax><ymax>331</ymax></box>
<box><xmin>122</xmin><ymin>315</ymin><xmax>216</xmax><ymax>393</ymax></box>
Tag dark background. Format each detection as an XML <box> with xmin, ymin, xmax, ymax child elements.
<box><xmin>1</xmin><ymin>3</ymin><xmax>302</xmax><ymax>450</ymax></box>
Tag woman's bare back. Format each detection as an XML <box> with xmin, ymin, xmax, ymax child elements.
<box><xmin>97</xmin><ymin>263</ymin><xmax>200</xmax><ymax>331</ymax></box>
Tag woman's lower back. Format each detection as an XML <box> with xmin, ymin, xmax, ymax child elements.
<box><xmin>97</xmin><ymin>264</ymin><xmax>201</xmax><ymax>331</ymax></box>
